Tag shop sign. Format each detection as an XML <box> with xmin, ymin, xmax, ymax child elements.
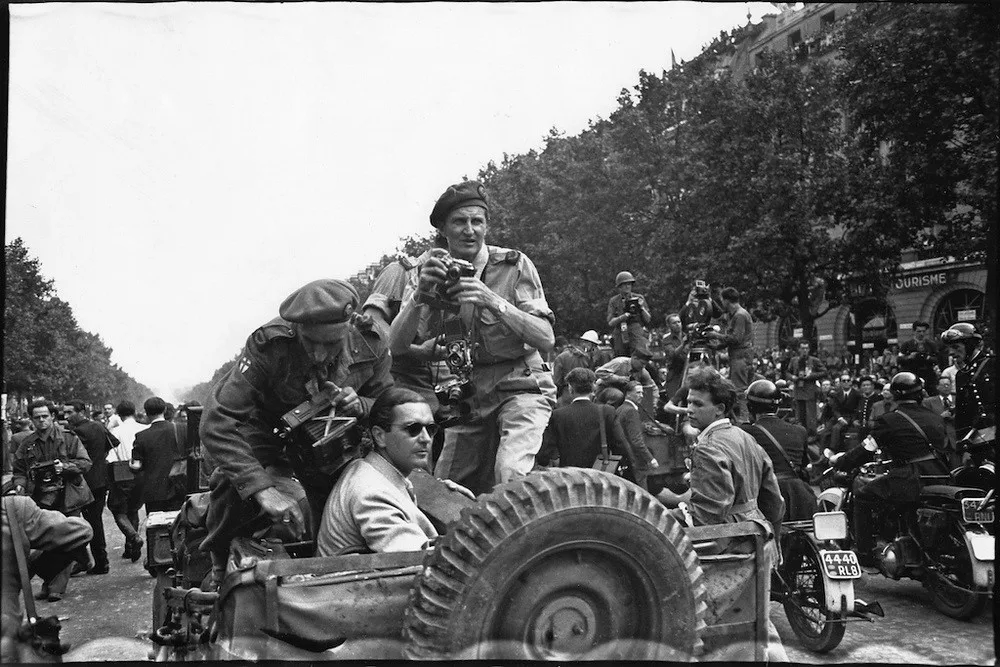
<box><xmin>887</xmin><ymin>338</ymin><xmax>898</xmax><ymax>344</ymax></box>
<box><xmin>819</xmin><ymin>334</ymin><xmax>833</xmax><ymax>341</ymax></box>
<box><xmin>793</xmin><ymin>327</ymin><xmax>803</xmax><ymax>338</ymax></box>
<box><xmin>957</xmin><ymin>309</ymin><xmax>977</xmax><ymax>321</ymax></box>
<box><xmin>891</xmin><ymin>270</ymin><xmax>956</xmax><ymax>293</ymax></box>
<box><xmin>862</xmin><ymin>342</ymin><xmax>875</xmax><ymax>349</ymax></box>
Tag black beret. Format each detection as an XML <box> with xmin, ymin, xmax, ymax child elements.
<box><xmin>429</xmin><ymin>181</ymin><xmax>489</xmax><ymax>228</ymax></box>
<box><xmin>279</xmin><ymin>279</ymin><xmax>359</xmax><ymax>325</ymax></box>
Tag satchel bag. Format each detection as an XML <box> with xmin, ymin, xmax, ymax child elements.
<box><xmin>167</xmin><ymin>423</ymin><xmax>188</xmax><ymax>498</ymax></box>
<box><xmin>592</xmin><ymin>410</ymin><xmax>623</xmax><ymax>475</ymax></box>
<box><xmin>62</xmin><ymin>474</ymin><xmax>95</xmax><ymax>513</ymax></box>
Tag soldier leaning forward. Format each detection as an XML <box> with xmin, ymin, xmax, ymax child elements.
<box><xmin>199</xmin><ymin>279</ymin><xmax>392</xmax><ymax>580</ymax></box>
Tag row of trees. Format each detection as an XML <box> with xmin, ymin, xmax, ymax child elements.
<box><xmin>184</xmin><ymin>4</ymin><xmax>996</xmax><ymax>393</ymax></box>
<box><xmin>4</xmin><ymin>238</ymin><xmax>153</xmax><ymax>415</ymax></box>
<box><xmin>469</xmin><ymin>3</ymin><xmax>995</xmax><ymax>342</ymax></box>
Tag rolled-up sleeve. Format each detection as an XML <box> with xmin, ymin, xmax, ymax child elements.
<box><xmin>513</xmin><ymin>255</ymin><xmax>554</xmax><ymax>323</ymax></box>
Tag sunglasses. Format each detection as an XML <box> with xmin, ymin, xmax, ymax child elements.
<box><xmin>392</xmin><ymin>421</ymin><xmax>440</xmax><ymax>438</ymax></box>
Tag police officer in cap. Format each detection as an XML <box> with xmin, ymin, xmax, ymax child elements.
<box><xmin>389</xmin><ymin>181</ymin><xmax>556</xmax><ymax>495</ymax></box>
<box><xmin>200</xmin><ymin>278</ymin><xmax>392</xmax><ymax>583</ymax></box>
<box><xmin>743</xmin><ymin>380</ymin><xmax>814</xmax><ymax>520</ymax></box>
<box><xmin>940</xmin><ymin>323</ymin><xmax>994</xmax><ymax>437</ymax></box>
<box><xmin>829</xmin><ymin>372</ymin><xmax>950</xmax><ymax>567</ymax></box>
<box><xmin>607</xmin><ymin>271</ymin><xmax>652</xmax><ymax>358</ymax></box>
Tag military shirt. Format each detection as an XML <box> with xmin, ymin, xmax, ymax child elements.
<box><xmin>200</xmin><ymin>315</ymin><xmax>392</xmax><ymax>501</ymax></box>
<box><xmin>11</xmin><ymin>426</ymin><xmax>92</xmax><ymax>501</ymax></box>
<box><xmin>363</xmin><ymin>250</ymin><xmax>449</xmax><ymax>402</ymax></box>
<box><xmin>743</xmin><ymin>415</ymin><xmax>808</xmax><ymax>478</ymax></box>
<box><xmin>607</xmin><ymin>292</ymin><xmax>651</xmax><ymax>352</ymax></box>
<box><xmin>402</xmin><ymin>245</ymin><xmax>554</xmax><ymax>366</ymax></box>
<box><xmin>689</xmin><ymin>420</ymin><xmax>784</xmax><ymax>530</ymax></box>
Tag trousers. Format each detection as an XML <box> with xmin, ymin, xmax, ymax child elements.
<box><xmin>80</xmin><ymin>487</ymin><xmax>108</xmax><ymax>568</ymax></box>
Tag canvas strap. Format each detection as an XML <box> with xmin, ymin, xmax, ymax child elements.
<box><xmin>4</xmin><ymin>497</ymin><xmax>39</xmax><ymax>622</ymax></box>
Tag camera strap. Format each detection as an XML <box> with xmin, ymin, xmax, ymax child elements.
<box><xmin>3</xmin><ymin>497</ymin><xmax>39</xmax><ymax>622</ymax></box>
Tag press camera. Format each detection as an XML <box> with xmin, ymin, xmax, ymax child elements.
<box><xmin>275</xmin><ymin>385</ymin><xmax>360</xmax><ymax>475</ymax></box>
<box><xmin>29</xmin><ymin>461</ymin><xmax>63</xmax><ymax>490</ymax></box>
<box><xmin>625</xmin><ymin>295</ymin><xmax>643</xmax><ymax>319</ymax></box>
<box><xmin>434</xmin><ymin>331</ymin><xmax>476</xmax><ymax>426</ymax></box>
<box><xmin>416</xmin><ymin>253</ymin><xmax>477</xmax><ymax>313</ymax></box>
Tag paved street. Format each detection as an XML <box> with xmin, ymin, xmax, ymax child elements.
<box><xmin>25</xmin><ymin>505</ymin><xmax>995</xmax><ymax>663</ymax></box>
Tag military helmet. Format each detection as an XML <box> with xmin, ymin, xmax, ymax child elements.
<box><xmin>941</xmin><ymin>322</ymin><xmax>983</xmax><ymax>345</ymax></box>
<box><xmin>615</xmin><ymin>271</ymin><xmax>636</xmax><ymax>287</ymax></box>
<box><xmin>889</xmin><ymin>371</ymin><xmax>924</xmax><ymax>401</ymax></box>
<box><xmin>746</xmin><ymin>379</ymin><xmax>781</xmax><ymax>410</ymax></box>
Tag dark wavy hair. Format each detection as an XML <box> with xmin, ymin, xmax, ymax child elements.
<box><xmin>368</xmin><ymin>387</ymin><xmax>429</xmax><ymax>431</ymax></box>
<box><xmin>686</xmin><ymin>366</ymin><xmax>737</xmax><ymax>417</ymax></box>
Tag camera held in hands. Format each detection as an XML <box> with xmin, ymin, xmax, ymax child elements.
<box><xmin>416</xmin><ymin>252</ymin><xmax>477</xmax><ymax>313</ymax></box>
<box><xmin>625</xmin><ymin>295</ymin><xmax>643</xmax><ymax>319</ymax></box>
<box><xmin>29</xmin><ymin>461</ymin><xmax>63</xmax><ymax>491</ymax></box>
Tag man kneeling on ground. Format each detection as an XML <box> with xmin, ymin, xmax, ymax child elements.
<box><xmin>317</xmin><ymin>388</ymin><xmax>473</xmax><ymax>556</ymax></box>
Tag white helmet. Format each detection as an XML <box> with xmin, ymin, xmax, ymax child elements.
<box><xmin>579</xmin><ymin>330</ymin><xmax>600</xmax><ymax>345</ymax></box>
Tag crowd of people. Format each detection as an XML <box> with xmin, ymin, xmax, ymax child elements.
<box><xmin>1</xmin><ymin>397</ymin><xmax>198</xmax><ymax>614</ymax></box>
<box><xmin>2</xmin><ymin>179</ymin><xmax>994</xmax><ymax>660</ymax></box>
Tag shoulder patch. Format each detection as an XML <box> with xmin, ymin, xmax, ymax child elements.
<box><xmin>250</xmin><ymin>317</ymin><xmax>296</xmax><ymax>347</ymax></box>
<box><xmin>504</xmin><ymin>250</ymin><xmax>521</xmax><ymax>264</ymax></box>
<box><xmin>398</xmin><ymin>256</ymin><xmax>415</xmax><ymax>271</ymax></box>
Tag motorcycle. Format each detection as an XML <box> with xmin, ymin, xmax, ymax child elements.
<box><xmin>771</xmin><ymin>510</ymin><xmax>884</xmax><ymax>653</ymax></box>
<box><xmin>817</xmin><ymin>428</ymin><xmax>995</xmax><ymax>620</ymax></box>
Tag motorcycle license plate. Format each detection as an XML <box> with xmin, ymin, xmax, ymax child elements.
<box><xmin>961</xmin><ymin>498</ymin><xmax>995</xmax><ymax>525</ymax></box>
<box><xmin>819</xmin><ymin>550</ymin><xmax>862</xmax><ymax>579</ymax></box>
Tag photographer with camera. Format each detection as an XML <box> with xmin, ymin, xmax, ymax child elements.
<box><xmin>390</xmin><ymin>181</ymin><xmax>556</xmax><ymax>495</ymax></box>
<box><xmin>606</xmin><ymin>271</ymin><xmax>652</xmax><ymax>358</ymax></box>
<box><xmin>199</xmin><ymin>278</ymin><xmax>392</xmax><ymax>588</ymax></box>
<box><xmin>679</xmin><ymin>280</ymin><xmax>723</xmax><ymax>337</ymax></box>
<box><xmin>705</xmin><ymin>287</ymin><xmax>754</xmax><ymax>423</ymax></box>
<box><xmin>10</xmin><ymin>400</ymin><xmax>93</xmax><ymax>602</ymax></box>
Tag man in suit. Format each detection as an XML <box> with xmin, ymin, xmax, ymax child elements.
<box><xmin>316</xmin><ymin>388</ymin><xmax>471</xmax><ymax>557</ymax></box>
<box><xmin>131</xmin><ymin>397</ymin><xmax>185</xmax><ymax>513</ymax></box>
<box><xmin>617</xmin><ymin>381</ymin><xmax>660</xmax><ymax>485</ymax></box>
<box><xmin>783</xmin><ymin>339</ymin><xmax>827</xmax><ymax>436</ymax></box>
<box><xmin>827</xmin><ymin>374</ymin><xmax>862</xmax><ymax>452</ymax></box>
<box><xmin>537</xmin><ymin>368</ymin><xmax>629</xmax><ymax>468</ymax></box>
<box><xmin>922</xmin><ymin>376</ymin><xmax>959</xmax><ymax>467</ymax></box>
<box><xmin>63</xmin><ymin>400</ymin><xmax>116</xmax><ymax>575</ymax></box>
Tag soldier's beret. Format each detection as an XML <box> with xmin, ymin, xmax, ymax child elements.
<box><xmin>279</xmin><ymin>279</ymin><xmax>359</xmax><ymax>325</ymax></box>
<box><xmin>430</xmin><ymin>181</ymin><xmax>489</xmax><ymax>228</ymax></box>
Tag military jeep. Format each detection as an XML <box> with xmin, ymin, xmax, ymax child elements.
<box><xmin>150</xmin><ymin>467</ymin><xmax>775</xmax><ymax>661</ymax></box>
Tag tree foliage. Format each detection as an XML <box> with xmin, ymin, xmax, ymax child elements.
<box><xmin>4</xmin><ymin>238</ymin><xmax>154</xmax><ymax>412</ymax></box>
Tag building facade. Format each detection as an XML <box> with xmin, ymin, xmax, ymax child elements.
<box><xmin>727</xmin><ymin>3</ymin><xmax>988</xmax><ymax>361</ymax></box>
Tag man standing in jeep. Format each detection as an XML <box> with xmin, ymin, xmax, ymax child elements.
<box><xmin>200</xmin><ymin>278</ymin><xmax>392</xmax><ymax>586</ymax></box>
<box><xmin>388</xmin><ymin>181</ymin><xmax>556</xmax><ymax>495</ymax></box>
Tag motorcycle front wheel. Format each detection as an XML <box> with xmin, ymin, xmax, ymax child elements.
<box><xmin>780</xmin><ymin>538</ymin><xmax>846</xmax><ymax>653</ymax></box>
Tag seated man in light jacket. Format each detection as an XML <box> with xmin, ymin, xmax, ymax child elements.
<box><xmin>317</xmin><ymin>387</ymin><xmax>471</xmax><ymax>556</ymax></box>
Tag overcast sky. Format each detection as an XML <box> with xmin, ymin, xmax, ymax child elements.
<box><xmin>7</xmin><ymin>1</ymin><xmax>781</xmax><ymax>401</ymax></box>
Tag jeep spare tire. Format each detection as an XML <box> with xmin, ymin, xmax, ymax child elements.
<box><xmin>404</xmin><ymin>468</ymin><xmax>707</xmax><ymax>660</ymax></box>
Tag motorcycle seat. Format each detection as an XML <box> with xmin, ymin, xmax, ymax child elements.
<box><xmin>920</xmin><ymin>484</ymin><xmax>984</xmax><ymax>501</ymax></box>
